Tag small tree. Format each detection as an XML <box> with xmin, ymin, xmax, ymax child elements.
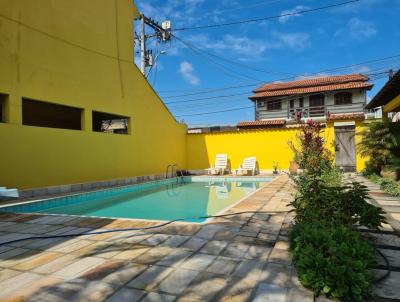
<box><xmin>358</xmin><ymin>121</ymin><xmax>400</xmax><ymax>179</ymax></box>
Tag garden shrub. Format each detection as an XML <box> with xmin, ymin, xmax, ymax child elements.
<box><xmin>289</xmin><ymin>222</ymin><xmax>375</xmax><ymax>301</ymax></box>
<box><xmin>369</xmin><ymin>174</ymin><xmax>400</xmax><ymax>197</ymax></box>
<box><xmin>290</xmin><ymin>176</ymin><xmax>386</xmax><ymax>229</ymax></box>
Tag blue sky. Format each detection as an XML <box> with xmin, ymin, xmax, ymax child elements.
<box><xmin>134</xmin><ymin>0</ymin><xmax>400</xmax><ymax>127</ymax></box>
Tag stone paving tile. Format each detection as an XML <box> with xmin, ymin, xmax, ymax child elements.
<box><xmin>159</xmin><ymin>235</ymin><xmax>191</xmax><ymax>247</ymax></box>
<box><xmin>245</xmin><ymin>244</ymin><xmax>272</xmax><ymax>260</ymax></box>
<box><xmin>50</xmin><ymin>239</ymin><xmax>96</xmax><ymax>253</ymax></box>
<box><xmin>259</xmin><ymin>262</ymin><xmax>291</xmax><ymax>287</ymax></box>
<box><xmin>128</xmin><ymin>265</ymin><xmax>173</xmax><ymax>290</ymax></box>
<box><xmin>199</xmin><ymin>240</ymin><xmax>228</xmax><ymax>255</ymax></box>
<box><xmin>132</xmin><ymin>246</ymin><xmax>174</xmax><ymax>265</ymax></box>
<box><xmin>195</xmin><ymin>225</ymin><xmax>228</xmax><ymax>239</ymax></box>
<box><xmin>221</xmin><ymin>242</ymin><xmax>250</xmax><ymax>259</ymax></box>
<box><xmin>373</xmin><ymin>270</ymin><xmax>400</xmax><ymax>300</ymax></box>
<box><xmin>105</xmin><ymin>287</ymin><xmax>145</xmax><ymax>302</ymax></box>
<box><xmin>217</xmin><ymin>277</ymin><xmax>255</xmax><ymax>302</ymax></box>
<box><xmin>180</xmin><ymin>253</ymin><xmax>216</xmax><ymax>271</ymax></box>
<box><xmin>33</xmin><ymin>254</ymin><xmax>80</xmax><ymax>274</ymax></box>
<box><xmin>206</xmin><ymin>256</ymin><xmax>238</xmax><ymax>275</ymax></box>
<box><xmin>74</xmin><ymin>281</ymin><xmax>116</xmax><ymax>302</ymax></box>
<box><xmin>268</xmin><ymin>247</ymin><xmax>292</xmax><ymax>265</ymax></box>
<box><xmin>0</xmin><ymin>272</ymin><xmax>43</xmax><ymax>299</ymax></box>
<box><xmin>157</xmin><ymin>268</ymin><xmax>199</xmax><ymax>295</ymax></box>
<box><xmin>287</xmin><ymin>287</ymin><xmax>314</xmax><ymax>301</ymax></box>
<box><xmin>141</xmin><ymin>292</ymin><xmax>176</xmax><ymax>302</ymax></box>
<box><xmin>253</xmin><ymin>282</ymin><xmax>288</xmax><ymax>302</ymax></box>
<box><xmin>156</xmin><ymin>248</ymin><xmax>193</xmax><ymax>267</ymax></box>
<box><xmin>112</xmin><ymin>244</ymin><xmax>150</xmax><ymax>260</ymax></box>
<box><xmin>181</xmin><ymin>237</ymin><xmax>208</xmax><ymax>251</ymax></box>
<box><xmin>3</xmin><ymin>275</ymin><xmax>64</xmax><ymax>302</ymax></box>
<box><xmin>102</xmin><ymin>262</ymin><xmax>147</xmax><ymax>287</ymax></box>
<box><xmin>0</xmin><ymin>249</ymin><xmax>38</xmax><ymax>268</ymax></box>
<box><xmin>232</xmin><ymin>259</ymin><xmax>265</xmax><ymax>281</ymax></box>
<box><xmin>0</xmin><ymin>268</ymin><xmax>20</xmax><ymax>282</ymax></box>
<box><xmin>53</xmin><ymin>257</ymin><xmax>105</xmax><ymax>279</ymax></box>
<box><xmin>79</xmin><ymin>260</ymin><xmax>126</xmax><ymax>281</ymax></box>
<box><xmin>141</xmin><ymin>234</ymin><xmax>171</xmax><ymax>246</ymax></box>
<box><xmin>0</xmin><ymin>233</ymin><xmax>34</xmax><ymax>245</ymax></box>
<box><xmin>13</xmin><ymin>252</ymin><xmax>63</xmax><ymax>271</ymax></box>
<box><xmin>178</xmin><ymin>272</ymin><xmax>228</xmax><ymax>301</ymax></box>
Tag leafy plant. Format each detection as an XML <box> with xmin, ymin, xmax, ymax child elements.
<box><xmin>289</xmin><ymin>222</ymin><xmax>375</xmax><ymax>301</ymax></box>
<box><xmin>369</xmin><ymin>174</ymin><xmax>400</xmax><ymax>197</ymax></box>
<box><xmin>290</xmin><ymin>177</ymin><xmax>386</xmax><ymax>229</ymax></box>
<box><xmin>359</xmin><ymin>121</ymin><xmax>400</xmax><ymax>179</ymax></box>
<box><xmin>288</xmin><ymin>120</ymin><xmax>333</xmax><ymax>177</ymax></box>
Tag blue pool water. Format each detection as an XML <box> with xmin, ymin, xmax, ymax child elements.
<box><xmin>0</xmin><ymin>177</ymin><xmax>270</xmax><ymax>222</ymax></box>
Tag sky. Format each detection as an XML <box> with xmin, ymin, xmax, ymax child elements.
<box><xmin>134</xmin><ymin>0</ymin><xmax>400</xmax><ymax>127</ymax></box>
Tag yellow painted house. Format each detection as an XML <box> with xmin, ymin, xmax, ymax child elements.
<box><xmin>0</xmin><ymin>0</ymin><xmax>369</xmax><ymax>192</ymax></box>
<box><xmin>365</xmin><ymin>70</ymin><xmax>400</xmax><ymax>121</ymax></box>
<box><xmin>0</xmin><ymin>0</ymin><xmax>186</xmax><ymax>190</ymax></box>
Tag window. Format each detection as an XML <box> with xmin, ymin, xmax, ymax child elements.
<box><xmin>266</xmin><ymin>99</ymin><xmax>282</xmax><ymax>111</ymax></box>
<box><xmin>289</xmin><ymin>99</ymin><xmax>295</xmax><ymax>109</ymax></box>
<box><xmin>92</xmin><ymin>111</ymin><xmax>129</xmax><ymax>134</ymax></box>
<box><xmin>334</xmin><ymin>92</ymin><xmax>352</xmax><ymax>105</ymax></box>
<box><xmin>299</xmin><ymin>97</ymin><xmax>304</xmax><ymax>108</ymax></box>
<box><xmin>309</xmin><ymin>94</ymin><xmax>325</xmax><ymax>117</ymax></box>
<box><xmin>22</xmin><ymin>98</ymin><xmax>82</xmax><ymax>130</ymax></box>
<box><xmin>0</xmin><ymin>94</ymin><xmax>7</xmax><ymax>123</ymax></box>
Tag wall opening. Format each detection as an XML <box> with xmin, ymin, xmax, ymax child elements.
<box><xmin>22</xmin><ymin>98</ymin><xmax>82</xmax><ymax>130</ymax></box>
<box><xmin>0</xmin><ymin>93</ymin><xmax>7</xmax><ymax>122</ymax></box>
<box><xmin>92</xmin><ymin>111</ymin><xmax>129</xmax><ymax>134</ymax></box>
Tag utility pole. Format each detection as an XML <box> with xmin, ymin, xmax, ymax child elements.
<box><xmin>136</xmin><ymin>15</ymin><xmax>172</xmax><ymax>76</ymax></box>
<box><xmin>140</xmin><ymin>14</ymin><xmax>146</xmax><ymax>74</ymax></box>
<box><xmin>389</xmin><ymin>69</ymin><xmax>394</xmax><ymax>80</ymax></box>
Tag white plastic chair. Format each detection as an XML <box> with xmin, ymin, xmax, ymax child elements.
<box><xmin>235</xmin><ymin>157</ymin><xmax>257</xmax><ymax>176</ymax></box>
<box><xmin>206</xmin><ymin>154</ymin><xmax>229</xmax><ymax>175</ymax></box>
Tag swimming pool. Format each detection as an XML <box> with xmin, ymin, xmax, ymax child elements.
<box><xmin>0</xmin><ymin>177</ymin><xmax>271</xmax><ymax>222</ymax></box>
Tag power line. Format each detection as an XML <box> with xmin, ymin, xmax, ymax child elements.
<box><xmin>173</xmin><ymin>0</ymin><xmax>361</xmax><ymax>31</ymax></box>
<box><xmin>175</xmin><ymin>106</ymin><xmax>254</xmax><ymax>117</ymax></box>
<box><xmin>164</xmin><ymin>66</ymin><xmax>400</xmax><ymax>105</ymax></box>
<box><xmin>172</xmin><ymin>34</ymin><xmax>295</xmax><ymax>78</ymax></box>
<box><xmin>159</xmin><ymin>53</ymin><xmax>400</xmax><ymax>97</ymax></box>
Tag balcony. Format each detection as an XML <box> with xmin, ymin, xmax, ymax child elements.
<box><xmin>257</xmin><ymin>102</ymin><xmax>365</xmax><ymax>121</ymax></box>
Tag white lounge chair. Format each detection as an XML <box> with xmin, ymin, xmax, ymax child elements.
<box><xmin>206</xmin><ymin>154</ymin><xmax>229</xmax><ymax>175</ymax></box>
<box><xmin>235</xmin><ymin>157</ymin><xmax>257</xmax><ymax>176</ymax></box>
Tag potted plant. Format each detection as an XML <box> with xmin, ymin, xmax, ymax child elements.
<box><xmin>273</xmin><ymin>161</ymin><xmax>280</xmax><ymax>174</ymax></box>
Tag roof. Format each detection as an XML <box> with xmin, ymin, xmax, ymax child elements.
<box><xmin>250</xmin><ymin>74</ymin><xmax>373</xmax><ymax>100</ymax></box>
<box><xmin>237</xmin><ymin>120</ymin><xmax>286</xmax><ymax>128</ymax></box>
<box><xmin>326</xmin><ymin>112</ymin><xmax>365</xmax><ymax>121</ymax></box>
<box><xmin>365</xmin><ymin>70</ymin><xmax>400</xmax><ymax>109</ymax></box>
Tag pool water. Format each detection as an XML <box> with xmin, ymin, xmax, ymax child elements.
<box><xmin>0</xmin><ymin>178</ymin><xmax>269</xmax><ymax>222</ymax></box>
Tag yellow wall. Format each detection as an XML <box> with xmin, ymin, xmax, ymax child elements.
<box><xmin>384</xmin><ymin>94</ymin><xmax>400</xmax><ymax>113</ymax></box>
<box><xmin>187</xmin><ymin>123</ymin><xmax>368</xmax><ymax>172</ymax></box>
<box><xmin>0</xmin><ymin>0</ymin><xmax>186</xmax><ymax>189</ymax></box>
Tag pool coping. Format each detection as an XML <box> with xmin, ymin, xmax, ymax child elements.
<box><xmin>0</xmin><ymin>175</ymin><xmax>276</xmax><ymax>225</ymax></box>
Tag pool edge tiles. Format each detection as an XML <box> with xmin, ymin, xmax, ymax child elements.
<box><xmin>0</xmin><ymin>176</ymin><xmax>273</xmax><ymax>223</ymax></box>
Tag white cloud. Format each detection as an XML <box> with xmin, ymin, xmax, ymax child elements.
<box><xmin>279</xmin><ymin>5</ymin><xmax>309</xmax><ymax>24</ymax></box>
<box><xmin>179</xmin><ymin>61</ymin><xmax>200</xmax><ymax>85</ymax></box>
<box><xmin>272</xmin><ymin>32</ymin><xmax>311</xmax><ymax>51</ymax></box>
<box><xmin>335</xmin><ymin>18</ymin><xmax>377</xmax><ymax>40</ymax></box>
<box><xmin>295</xmin><ymin>73</ymin><xmax>331</xmax><ymax>80</ymax></box>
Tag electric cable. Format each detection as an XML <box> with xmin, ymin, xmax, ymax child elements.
<box><xmin>173</xmin><ymin>0</ymin><xmax>361</xmax><ymax>31</ymax></box>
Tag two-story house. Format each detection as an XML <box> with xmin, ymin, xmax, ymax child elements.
<box><xmin>248</xmin><ymin>74</ymin><xmax>373</xmax><ymax>123</ymax></box>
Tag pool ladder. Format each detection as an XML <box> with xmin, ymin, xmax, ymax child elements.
<box><xmin>166</xmin><ymin>164</ymin><xmax>183</xmax><ymax>183</ymax></box>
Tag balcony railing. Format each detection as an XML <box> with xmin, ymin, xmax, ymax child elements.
<box><xmin>257</xmin><ymin>102</ymin><xmax>366</xmax><ymax>121</ymax></box>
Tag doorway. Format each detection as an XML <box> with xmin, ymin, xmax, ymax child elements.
<box><xmin>334</xmin><ymin>125</ymin><xmax>356</xmax><ymax>172</ymax></box>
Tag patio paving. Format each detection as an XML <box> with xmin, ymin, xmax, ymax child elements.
<box><xmin>0</xmin><ymin>174</ymin><xmax>398</xmax><ymax>301</ymax></box>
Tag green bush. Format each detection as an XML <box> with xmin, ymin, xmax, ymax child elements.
<box><xmin>369</xmin><ymin>174</ymin><xmax>400</xmax><ymax>197</ymax></box>
<box><xmin>289</xmin><ymin>222</ymin><xmax>375</xmax><ymax>301</ymax></box>
<box><xmin>290</xmin><ymin>176</ymin><xmax>386</xmax><ymax>229</ymax></box>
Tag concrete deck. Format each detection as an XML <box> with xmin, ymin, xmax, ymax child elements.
<box><xmin>0</xmin><ymin>174</ymin><xmax>398</xmax><ymax>301</ymax></box>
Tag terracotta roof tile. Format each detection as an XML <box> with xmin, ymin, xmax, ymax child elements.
<box><xmin>326</xmin><ymin>112</ymin><xmax>365</xmax><ymax>121</ymax></box>
<box><xmin>253</xmin><ymin>74</ymin><xmax>369</xmax><ymax>93</ymax></box>
<box><xmin>237</xmin><ymin>120</ymin><xmax>286</xmax><ymax>128</ymax></box>
<box><xmin>249</xmin><ymin>82</ymin><xmax>373</xmax><ymax>99</ymax></box>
